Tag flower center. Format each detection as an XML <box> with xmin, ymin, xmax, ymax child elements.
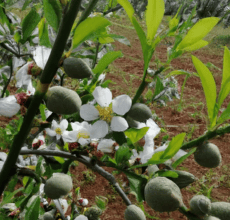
<box><xmin>95</xmin><ymin>105</ymin><xmax>113</xmax><ymax>123</ymax></box>
<box><xmin>55</xmin><ymin>127</ymin><xmax>62</xmax><ymax>135</ymax></box>
<box><xmin>77</xmin><ymin>131</ymin><xmax>90</xmax><ymax>139</ymax></box>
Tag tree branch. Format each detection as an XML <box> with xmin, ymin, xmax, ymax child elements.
<box><xmin>20</xmin><ymin>149</ymin><xmax>132</xmax><ymax>206</ymax></box>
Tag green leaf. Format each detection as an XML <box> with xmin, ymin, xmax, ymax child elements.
<box><xmin>22</xmin><ymin>8</ymin><xmax>40</xmax><ymax>41</ymax></box>
<box><xmin>35</xmin><ymin>156</ymin><xmax>44</xmax><ymax>176</ymax></box>
<box><xmin>172</xmin><ymin>148</ymin><xmax>196</xmax><ymax>169</ymax></box>
<box><xmin>148</xmin><ymin>151</ymin><xmax>167</xmax><ymax>165</ymax></box>
<box><xmin>0</xmin><ymin>187</ymin><xmax>24</xmax><ymax>207</ymax></box>
<box><xmin>53</xmin><ymin>156</ymin><xmax>65</xmax><ymax>164</ymax></box>
<box><xmin>72</xmin><ymin>17</ymin><xmax>111</xmax><ymax>50</ymax></box>
<box><xmin>122</xmin><ymin>170</ymin><xmax>147</xmax><ymax>202</ymax></box>
<box><xmin>0</xmin><ymin>6</ymin><xmax>11</xmax><ymax>31</ymax></box>
<box><xmin>217</xmin><ymin>102</ymin><xmax>230</xmax><ymax>124</ymax></box>
<box><xmin>156</xmin><ymin>170</ymin><xmax>179</xmax><ymax>178</ymax></box>
<box><xmin>23</xmin><ymin>176</ymin><xmax>30</xmax><ymax>187</ymax></box>
<box><xmin>124</xmin><ymin>127</ymin><xmax>149</xmax><ymax>144</ymax></box>
<box><xmin>146</xmin><ymin>0</ymin><xmax>165</xmax><ymax>42</ymax></box>
<box><xmin>218</xmin><ymin>46</ymin><xmax>230</xmax><ymax>108</ymax></box>
<box><xmin>38</xmin><ymin>17</ymin><xmax>52</xmax><ymax>48</ymax></box>
<box><xmin>14</xmin><ymin>31</ymin><xmax>21</xmax><ymax>43</ymax></box>
<box><xmin>43</xmin><ymin>0</ymin><xmax>62</xmax><ymax>32</ymax></box>
<box><xmin>39</xmin><ymin>104</ymin><xmax>46</xmax><ymax>121</ymax></box>
<box><xmin>161</xmin><ymin>133</ymin><xmax>186</xmax><ymax>160</ymax></box>
<box><xmin>112</xmin><ymin>132</ymin><xmax>126</xmax><ymax>145</ymax></box>
<box><xmin>192</xmin><ymin>55</ymin><xmax>217</xmax><ymax>127</ymax></box>
<box><xmin>169</xmin><ymin>5</ymin><xmax>182</xmax><ymax>31</ymax></box>
<box><xmin>182</xmin><ymin>39</ymin><xmax>209</xmax><ymax>52</ymax></box>
<box><xmin>93</xmin><ymin>51</ymin><xmax>123</xmax><ymax>75</ymax></box>
<box><xmin>117</xmin><ymin>0</ymin><xmax>134</xmax><ymax>21</ymax></box>
<box><xmin>115</xmin><ymin>146</ymin><xmax>132</xmax><ymax>165</ymax></box>
<box><xmin>25</xmin><ymin>196</ymin><xmax>40</xmax><ymax>220</ymax></box>
<box><xmin>177</xmin><ymin>17</ymin><xmax>220</xmax><ymax>50</ymax></box>
<box><xmin>153</xmin><ymin>76</ymin><xmax>164</xmax><ymax>98</ymax></box>
<box><xmin>22</xmin><ymin>0</ymin><xmax>31</xmax><ymax>10</ymax></box>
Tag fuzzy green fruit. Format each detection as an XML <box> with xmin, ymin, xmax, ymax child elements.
<box><xmin>63</xmin><ymin>58</ymin><xmax>93</xmax><ymax>79</ymax></box>
<box><xmin>144</xmin><ymin>177</ymin><xmax>183</xmax><ymax>212</ymax></box>
<box><xmin>189</xmin><ymin>195</ymin><xmax>211</xmax><ymax>217</ymax></box>
<box><xmin>125</xmin><ymin>115</ymin><xmax>140</xmax><ymax>128</ymax></box>
<box><xmin>124</xmin><ymin>205</ymin><xmax>146</xmax><ymax>220</ymax></box>
<box><xmin>194</xmin><ymin>142</ymin><xmax>222</xmax><ymax>168</ymax></box>
<box><xmin>42</xmin><ymin>209</ymin><xmax>56</xmax><ymax>220</ymax></box>
<box><xmin>126</xmin><ymin>103</ymin><xmax>152</xmax><ymax>123</ymax></box>
<box><xmin>167</xmin><ymin>170</ymin><xmax>196</xmax><ymax>189</ymax></box>
<box><xmin>84</xmin><ymin>206</ymin><xmax>102</xmax><ymax>220</ymax></box>
<box><xmin>46</xmin><ymin>86</ymin><xmax>82</xmax><ymax>115</ymax></box>
<box><xmin>209</xmin><ymin>202</ymin><xmax>230</xmax><ymax>220</ymax></box>
<box><xmin>203</xmin><ymin>216</ymin><xmax>220</xmax><ymax>220</ymax></box>
<box><xmin>44</xmin><ymin>173</ymin><xmax>73</xmax><ymax>199</ymax></box>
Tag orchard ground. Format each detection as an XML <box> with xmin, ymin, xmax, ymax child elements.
<box><xmin>1</xmin><ymin>13</ymin><xmax>230</xmax><ymax>220</ymax></box>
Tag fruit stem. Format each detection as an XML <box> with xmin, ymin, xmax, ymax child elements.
<box><xmin>179</xmin><ymin>206</ymin><xmax>202</xmax><ymax>220</ymax></box>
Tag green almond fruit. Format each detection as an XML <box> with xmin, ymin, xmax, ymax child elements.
<box><xmin>46</xmin><ymin>86</ymin><xmax>82</xmax><ymax>115</ymax></box>
<box><xmin>42</xmin><ymin>209</ymin><xmax>56</xmax><ymax>220</ymax></box>
<box><xmin>189</xmin><ymin>195</ymin><xmax>211</xmax><ymax>217</ymax></box>
<box><xmin>63</xmin><ymin>57</ymin><xmax>93</xmax><ymax>79</ymax></box>
<box><xmin>125</xmin><ymin>115</ymin><xmax>140</xmax><ymax>128</ymax></box>
<box><xmin>124</xmin><ymin>204</ymin><xmax>146</xmax><ymax>220</ymax></box>
<box><xmin>144</xmin><ymin>177</ymin><xmax>183</xmax><ymax>212</ymax></box>
<box><xmin>194</xmin><ymin>142</ymin><xmax>222</xmax><ymax>168</ymax></box>
<box><xmin>126</xmin><ymin>103</ymin><xmax>152</xmax><ymax>123</ymax></box>
<box><xmin>84</xmin><ymin>206</ymin><xmax>102</xmax><ymax>220</ymax></box>
<box><xmin>44</xmin><ymin>173</ymin><xmax>73</xmax><ymax>199</ymax></box>
<box><xmin>203</xmin><ymin>216</ymin><xmax>221</xmax><ymax>220</ymax></box>
<box><xmin>209</xmin><ymin>202</ymin><xmax>230</xmax><ymax>220</ymax></box>
<box><xmin>167</xmin><ymin>170</ymin><xmax>196</xmax><ymax>189</ymax></box>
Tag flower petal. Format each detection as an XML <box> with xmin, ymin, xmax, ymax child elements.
<box><xmin>93</xmin><ymin>86</ymin><xmax>112</xmax><ymax>107</ymax></box>
<box><xmin>78</xmin><ymin>138</ymin><xmax>90</xmax><ymax>146</ymax></box>
<box><xmin>51</xmin><ymin>120</ymin><xmax>58</xmax><ymax>129</ymax></box>
<box><xmin>80</xmin><ymin>104</ymin><xmax>99</xmax><ymax>121</ymax></box>
<box><xmin>62</xmin><ymin>131</ymin><xmax>78</xmax><ymax>143</ymax></box>
<box><xmin>110</xmin><ymin>116</ymin><xmax>128</xmax><ymax>132</ymax></box>
<box><xmin>46</xmin><ymin>128</ymin><xmax>56</xmax><ymax>137</ymax></box>
<box><xmin>112</xmin><ymin>94</ymin><xmax>132</xmax><ymax>115</ymax></box>
<box><xmin>146</xmin><ymin>119</ymin><xmax>161</xmax><ymax>138</ymax></box>
<box><xmin>90</xmin><ymin>120</ymin><xmax>108</xmax><ymax>139</ymax></box>
<box><xmin>0</xmin><ymin>96</ymin><xmax>20</xmax><ymax>117</ymax></box>
<box><xmin>60</xmin><ymin>119</ymin><xmax>68</xmax><ymax>130</ymax></box>
<box><xmin>97</xmin><ymin>139</ymin><xmax>115</xmax><ymax>153</ymax></box>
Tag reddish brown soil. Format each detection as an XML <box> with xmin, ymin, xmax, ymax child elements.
<box><xmin>1</xmin><ymin>15</ymin><xmax>230</xmax><ymax>220</ymax></box>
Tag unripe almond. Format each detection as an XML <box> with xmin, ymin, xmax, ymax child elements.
<box><xmin>203</xmin><ymin>216</ymin><xmax>220</xmax><ymax>220</ymax></box>
<box><xmin>194</xmin><ymin>142</ymin><xmax>222</xmax><ymax>168</ymax></box>
<box><xmin>144</xmin><ymin>177</ymin><xmax>183</xmax><ymax>212</ymax></box>
<box><xmin>189</xmin><ymin>195</ymin><xmax>211</xmax><ymax>217</ymax></box>
<box><xmin>44</xmin><ymin>173</ymin><xmax>73</xmax><ymax>199</ymax></box>
<box><xmin>209</xmin><ymin>202</ymin><xmax>230</xmax><ymax>219</ymax></box>
<box><xmin>46</xmin><ymin>86</ymin><xmax>82</xmax><ymax>115</ymax></box>
<box><xmin>124</xmin><ymin>205</ymin><xmax>146</xmax><ymax>220</ymax></box>
<box><xmin>63</xmin><ymin>58</ymin><xmax>93</xmax><ymax>79</ymax></box>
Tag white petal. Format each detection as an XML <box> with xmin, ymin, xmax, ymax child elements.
<box><xmin>146</xmin><ymin>119</ymin><xmax>161</xmax><ymax>138</ymax></box>
<box><xmin>15</xmin><ymin>62</ymin><xmax>30</xmax><ymax>82</ymax></box>
<box><xmin>46</xmin><ymin>128</ymin><xmax>56</xmax><ymax>137</ymax></box>
<box><xmin>97</xmin><ymin>139</ymin><xmax>115</xmax><ymax>153</ymax></box>
<box><xmin>110</xmin><ymin>116</ymin><xmax>128</xmax><ymax>132</ymax></box>
<box><xmin>0</xmin><ymin>96</ymin><xmax>20</xmax><ymax>117</ymax></box>
<box><xmin>60</xmin><ymin>119</ymin><xmax>68</xmax><ymax>130</ymax></box>
<box><xmin>62</xmin><ymin>131</ymin><xmax>78</xmax><ymax>143</ymax></box>
<box><xmin>26</xmin><ymin>80</ymin><xmax>35</xmax><ymax>95</ymax></box>
<box><xmin>112</xmin><ymin>94</ymin><xmax>132</xmax><ymax>115</ymax></box>
<box><xmin>51</xmin><ymin>120</ymin><xmax>58</xmax><ymax>129</ymax></box>
<box><xmin>32</xmin><ymin>46</ymin><xmax>51</xmax><ymax>69</ymax></box>
<box><xmin>80</xmin><ymin>104</ymin><xmax>99</xmax><ymax>121</ymax></box>
<box><xmin>71</xmin><ymin>122</ymin><xmax>83</xmax><ymax>131</ymax></box>
<box><xmin>90</xmin><ymin>120</ymin><xmax>108</xmax><ymax>139</ymax></box>
<box><xmin>56</xmin><ymin>134</ymin><xmax>61</xmax><ymax>140</ymax></box>
<box><xmin>78</xmin><ymin>138</ymin><xmax>90</xmax><ymax>146</ymax></box>
<box><xmin>93</xmin><ymin>86</ymin><xmax>112</xmax><ymax>107</ymax></box>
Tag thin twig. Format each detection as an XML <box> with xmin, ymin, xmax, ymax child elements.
<box><xmin>1</xmin><ymin>58</ymin><xmax>13</xmax><ymax>98</ymax></box>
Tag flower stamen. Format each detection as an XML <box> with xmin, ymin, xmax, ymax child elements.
<box><xmin>55</xmin><ymin>127</ymin><xmax>62</xmax><ymax>135</ymax></box>
<box><xmin>77</xmin><ymin>131</ymin><xmax>90</xmax><ymax>139</ymax></box>
<box><xmin>95</xmin><ymin>105</ymin><xmax>113</xmax><ymax>123</ymax></box>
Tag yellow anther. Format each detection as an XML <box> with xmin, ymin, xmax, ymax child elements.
<box><xmin>77</xmin><ymin>132</ymin><xmax>90</xmax><ymax>139</ymax></box>
<box><xmin>55</xmin><ymin>127</ymin><xmax>62</xmax><ymax>135</ymax></box>
<box><xmin>95</xmin><ymin>105</ymin><xmax>113</xmax><ymax>123</ymax></box>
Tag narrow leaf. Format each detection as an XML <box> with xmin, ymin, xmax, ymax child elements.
<box><xmin>177</xmin><ymin>17</ymin><xmax>220</xmax><ymax>50</ymax></box>
<box><xmin>217</xmin><ymin>102</ymin><xmax>230</xmax><ymax>124</ymax></box>
<box><xmin>148</xmin><ymin>151</ymin><xmax>167</xmax><ymax>165</ymax></box>
<box><xmin>218</xmin><ymin>46</ymin><xmax>230</xmax><ymax>108</ymax></box>
<box><xmin>38</xmin><ymin>17</ymin><xmax>52</xmax><ymax>48</ymax></box>
<box><xmin>22</xmin><ymin>0</ymin><xmax>31</xmax><ymax>10</ymax></box>
<box><xmin>161</xmin><ymin>133</ymin><xmax>186</xmax><ymax>160</ymax></box>
<box><xmin>146</xmin><ymin>0</ymin><xmax>165</xmax><ymax>42</ymax></box>
<box><xmin>153</xmin><ymin>76</ymin><xmax>164</xmax><ymax>98</ymax></box>
<box><xmin>93</xmin><ymin>51</ymin><xmax>123</xmax><ymax>75</ymax></box>
<box><xmin>39</xmin><ymin>104</ymin><xmax>46</xmax><ymax>121</ymax></box>
<box><xmin>172</xmin><ymin>148</ymin><xmax>196</xmax><ymax>169</ymax></box>
<box><xmin>124</xmin><ymin>127</ymin><xmax>149</xmax><ymax>144</ymax></box>
<box><xmin>156</xmin><ymin>170</ymin><xmax>179</xmax><ymax>178</ymax></box>
<box><xmin>22</xmin><ymin>8</ymin><xmax>40</xmax><ymax>41</ymax></box>
<box><xmin>43</xmin><ymin>0</ymin><xmax>62</xmax><ymax>32</ymax></box>
<box><xmin>117</xmin><ymin>0</ymin><xmax>134</xmax><ymax>21</ymax></box>
<box><xmin>25</xmin><ymin>196</ymin><xmax>40</xmax><ymax>220</ymax></box>
<box><xmin>192</xmin><ymin>55</ymin><xmax>217</xmax><ymax>125</ymax></box>
<box><xmin>53</xmin><ymin>156</ymin><xmax>65</xmax><ymax>164</ymax></box>
<box><xmin>72</xmin><ymin>17</ymin><xmax>111</xmax><ymax>50</ymax></box>
<box><xmin>182</xmin><ymin>39</ymin><xmax>209</xmax><ymax>52</ymax></box>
